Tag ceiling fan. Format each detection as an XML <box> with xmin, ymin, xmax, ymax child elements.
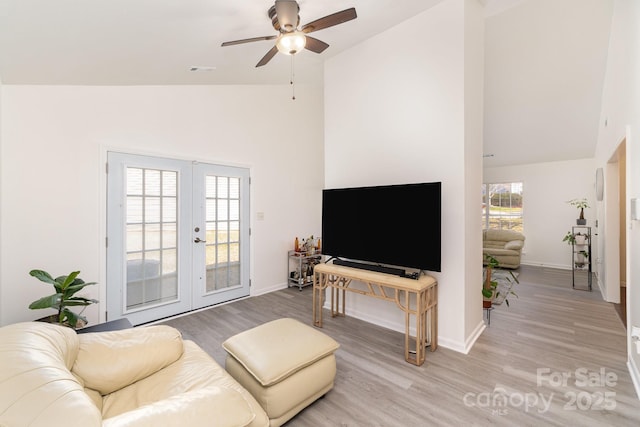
<box><xmin>221</xmin><ymin>0</ymin><xmax>357</xmax><ymax>67</ymax></box>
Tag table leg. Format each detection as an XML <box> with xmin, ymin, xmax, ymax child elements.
<box><xmin>313</xmin><ymin>273</ymin><xmax>324</xmax><ymax>328</ymax></box>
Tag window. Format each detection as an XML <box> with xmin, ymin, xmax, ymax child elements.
<box><xmin>482</xmin><ymin>182</ymin><xmax>523</xmax><ymax>232</ymax></box>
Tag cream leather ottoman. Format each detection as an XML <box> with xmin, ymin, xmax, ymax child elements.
<box><xmin>222</xmin><ymin>318</ymin><xmax>340</xmax><ymax>427</ymax></box>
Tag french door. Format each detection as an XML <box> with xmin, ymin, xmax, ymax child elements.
<box><xmin>106</xmin><ymin>152</ymin><xmax>250</xmax><ymax>325</ymax></box>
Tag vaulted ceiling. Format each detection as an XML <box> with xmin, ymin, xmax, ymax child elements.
<box><xmin>0</xmin><ymin>0</ymin><xmax>614</xmax><ymax>168</ymax></box>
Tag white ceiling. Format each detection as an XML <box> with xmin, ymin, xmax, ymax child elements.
<box><xmin>0</xmin><ymin>0</ymin><xmax>615</xmax><ymax>168</ymax></box>
<box><xmin>483</xmin><ymin>0</ymin><xmax>613</xmax><ymax>167</ymax></box>
<box><xmin>0</xmin><ymin>0</ymin><xmax>446</xmax><ymax>85</ymax></box>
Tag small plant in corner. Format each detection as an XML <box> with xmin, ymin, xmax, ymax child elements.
<box><xmin>28</xmin><ymin>269</ymin><xmax>98</xmax><ymax>329</ymax></box>
<box><xmin>482</xmin><ymin>254</ymin><xmax>519</xmax><ymax>307</ymax></box>
<box><xmin>482</xmin><ymin>254</ymin><xmax>499</xmax><ymax>308</ymax></box>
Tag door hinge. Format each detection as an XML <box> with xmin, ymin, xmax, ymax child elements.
<box><xmin>105</xmin><ymin>311</ymin><xmax>108</xmax><ymax>322</ymax></box>
<box><xmin>249</xmin><ymin>227</ymin><xmax>252</xmax><ymax>236</ymax></box>
<box><xmin>105</xmin><ymin>162</ymin><xmax>109</xmax><ymax>174</ymax></box>
<box><xmin>105</xmin><ymin>237</ymin><xmax>108</xmax><ymax>248</ymax></box>
<box><xmin>249</xmin><ymin>177</ymin><xmax>251</xmax><ymax>185</ymax></box>
<box><xmin>249</xmin><ymin>279</ymin><xmax>252</xmax><ymax>288</ymax></box>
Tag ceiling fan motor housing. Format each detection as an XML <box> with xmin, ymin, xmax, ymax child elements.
<box><xmin>269</xmin><ymin>1</ymin><xmax>300</xmax><ymax>33</ymax></box>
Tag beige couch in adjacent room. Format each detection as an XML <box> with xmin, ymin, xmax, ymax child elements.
<box><xmin>0</xmin><ymin>321</ymin><xmax>269</xmax><ymax>427</ymax></box>
<box><xmin>483</xmin><ymin>229</ymin><xmax>525</xmax><ymax>269</ymax></box>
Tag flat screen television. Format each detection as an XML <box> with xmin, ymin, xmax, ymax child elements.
<box><xmin>322</xmin><ymin>182</ymin><xmax>441</xmax><ymax>274</ymax></box>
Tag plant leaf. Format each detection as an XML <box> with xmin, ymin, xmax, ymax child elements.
<box><xmin>64</xmin><ymin>282</ymin><xmax>96</xmax><ymax>296</ymax></box>
<box><xmin>64</xmin><ymin>297</ymin><xmax>98</xmax><ymax>306</ymax></box>
<box><xmin>62</xmin><ymin>308</ymin><xmax>79</xmax><ymax>328</ymax></box>
<box><xmin>59</xmin><ymin>271</ymin><xmax>80</xmax><ymax>290</ymax></box>
<box><xmin>28</xmin><ymin>294</ymin><xmax>62</xmax><ymax>310</ymax></box>
<box><xmin>29</xmin><ymin>270</ymin><xmax>57</xmax><ymax>285</ymax></box>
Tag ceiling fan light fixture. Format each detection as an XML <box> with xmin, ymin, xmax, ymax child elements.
<box><xmin>276</xmin><ymin>31</ymin><xmax>306</xmax><ymax>55</ymax></box>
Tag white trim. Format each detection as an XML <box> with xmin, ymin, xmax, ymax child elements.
<box><xmin>520</xmin><ymin>261</ymin><xmax>571</xmax><ymax>270</ymax></box>
<box><xmin>629</xmin><ymin>355</ymin><xmax>640</xmax><ymax>399</ymax></box>
<box><xmin>462</xmin><ymin>320</ymin><xmax>487</xmax><ymax>355</ymax></box>
<box><xmin>251</xmin><ymin>282</ymin><xmax>288</xmax><ymax>296</ymax></box>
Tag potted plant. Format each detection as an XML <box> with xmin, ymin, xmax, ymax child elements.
<box><xmin>575</xmin><ymin>250</ymin><xmax>589</xmax><ymax>268</ymax></box>
<box><xmin>28</xmin><ymin>269</ymin><xmax>98</xmax><ymax>329</ymax></box>
<box><xmin>568</xmin><ymin>198</ymin><xmax>589</xmax><ymax>225</ymax></box>
<box><xmin>482</xmin><ymin>254</ymin><xmax>519</xmax><ymax>308</ymax></box>
<box><xmin>562</xmin><ymin>231</ymin><xmax>576</xmax><ymax>245</ymax></box>
<box><xmin>563</xmin><ymin>231</ymin><xmax>587</xmax><ymax>245</ymax></box>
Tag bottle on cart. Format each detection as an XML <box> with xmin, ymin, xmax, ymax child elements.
<box><xmin>294</xmin><ymin>237</ymin><xmax>300</xmax><ymax>252</ymax></box>
<box><xmin>306</xmin><ymin>263</ymin><xmax>314</xmax><ymax>283</ymax></box>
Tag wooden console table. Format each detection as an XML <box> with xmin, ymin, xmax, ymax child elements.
<box><xmin>313</xmin><ymin>263</ymin><xmax>437</xmax><ymax>366</ymax></box>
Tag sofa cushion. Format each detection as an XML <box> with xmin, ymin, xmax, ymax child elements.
<box><xmin>102</xmin><ymin>386</ymin><xmax>256</xmax><ymax>427</ymax></box>
<box><xmin>484</xmin><ymin>229</ymin><xmax>525</xmax><ymax>242</ymax></box>
<box><xmin>504</xmin><ymin>240</ymin><xmax>524</xmax><ymax>250</ymax></box>
<box><xmin>483</xmin><ymin>248</ymin><xmax>519</xmax><ymax>257</ymax></box>
<box><xmin>72</xmin><ymin>325</ymin><xmax>183</xmax><ymax>395</ymax></box>
<box><xmin>484</xmin><ymin>240</ymin><xmax>509</xmax><ymax>249</ymax></box>
<box><xmin>101</xmin><ymin>340</ymin><xmax>269</xmax><ymax>427</ymax></box>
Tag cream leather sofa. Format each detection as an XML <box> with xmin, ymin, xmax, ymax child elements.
<box><xmin>0</xmin><ymin>322</ymin><xmax>269</xmax><ymax>427</ymax></box>
<box><xmin>483</xmin><ymin>229</ymin><xmax>525</xmax><ymax>269</ymax></box>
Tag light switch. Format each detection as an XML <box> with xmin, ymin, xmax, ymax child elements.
<box><xmin>256</xmin><ymin>212</ymin><xmax>265</xmax><ymax>221</ymax></box>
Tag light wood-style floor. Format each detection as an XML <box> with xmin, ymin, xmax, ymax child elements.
<box><xmin>160</xmin><ymin>265</ymin><xmax>640</xmax><ymax>426</ymax></box>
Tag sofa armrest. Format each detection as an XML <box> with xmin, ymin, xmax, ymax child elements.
<box><xmin>504</xmin><ymin>240</ymin><xmax>524</xmax><ymax>251</ymax></box>
<box><xmin>102</xmin><ymin>386</ymin><xmax>256</xmax><ymax>427</ymax></box>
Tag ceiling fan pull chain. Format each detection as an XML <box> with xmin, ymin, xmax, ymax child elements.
<box><xmin>291</xmin><ymin>55</ymin><xmax>296</xmax><ymax>100</ymax></box>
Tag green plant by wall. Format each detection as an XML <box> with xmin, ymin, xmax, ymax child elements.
<box><xmin>28</xmin><ymin>270</ymin><xmax>98</xmax><ymax>328</ymax></box>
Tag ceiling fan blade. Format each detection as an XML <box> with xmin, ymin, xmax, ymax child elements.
<box><xmin>304</xmin><ymin>36</ymin><xmax>329</xmax><ymax>54</ymax></box>
<box><xmin>256</xmin><ymin>46</ymin><xmax>279</xmax><ymax>67</ymax></box>
<box><xmin>222</xmin><ymin>35</ymin><xmax>277</xmax><ymax>47</ymax></box>
<box><xmin>275</xmin><ymin>0</ymin><xmax>300</xmax><ymax>32</ymax></box>
<box><xmin>301</xmin><ymin>8</ymin><xmax>357</xmax><ymax>34</ymax></box>
<box><xmin>221</xmin><ymin>35</ymin><xmax>277</xmax><ymax>47</ymax></box>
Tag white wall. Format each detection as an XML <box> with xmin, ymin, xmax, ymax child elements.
<box><xmin>0</xmin><ymin>84</ymin><xmax>324</xmax><ymax>326</ymax></box>
<box><xmin>593</xmin><ymin>0</ymin><xmax>640</xmax><ymax>396</ymax></box>
<box><xmin>464</xmin><ymin>0</ymin><xmax>485</xmax><ymax>350</ymax></box>
<box><xmin>0</xmin><ymin>76</ymin><xmax>3</xmax><ymax>324</ymax></box>
<box><xmin>324</xmin><ymin>0</ymin><xmax>484</xmax><ymax>353</ymax></box>
<box><xmin>484</xmin><ymin>158</ymin><xmax>596</xmax><ymax>269</ymax></box>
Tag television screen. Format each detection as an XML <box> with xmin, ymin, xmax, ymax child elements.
<box><xmin>322</xmin><ymin>182</ymin><xmax>441</xmax><ymax>273</ymax></box>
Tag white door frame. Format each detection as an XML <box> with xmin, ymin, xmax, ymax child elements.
<box><xmin>106</xmin><ymin>152</ymin><xmax>250</xmax><ymax>325</ymax></box>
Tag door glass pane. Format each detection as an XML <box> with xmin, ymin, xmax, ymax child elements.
<box><xmin>204</xmin><ymin>175</ymin><xmax>241</xmax><ymax>292</ymax></box>
<box><xmin>125</xmin><ymin>167</ymin><xmax>179</xmax><ymax>310</ymax></box>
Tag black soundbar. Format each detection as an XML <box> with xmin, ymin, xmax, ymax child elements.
<box><xmin>332</xmin><ymin>259</ymin><xmax>405</xmax><ymax>277</ymax></box>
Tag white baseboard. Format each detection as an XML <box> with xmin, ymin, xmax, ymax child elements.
<box><xmin>628</xmin><ymin>355</ymin><xmax>640</xmax><ymax>399</ymax></box>
<box><xmin>520</xmin><ymin>261</ymin><xmax>571</xmax><ymax>270</ymax></box>
<box><xmin>251</xmin><ymin>281</ymin><xmax>288</xmax><ymax>296</ymax></box>
<box><xmin>462</xmin><ymin>320</ymin><xmax>486</xmax><ymax>354</ymax></box>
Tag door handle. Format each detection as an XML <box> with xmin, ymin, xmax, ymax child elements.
<box><xmin>194</xmin><ymin>237</ymin><xmax>206</xmax><ymax>243</ymax></box>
